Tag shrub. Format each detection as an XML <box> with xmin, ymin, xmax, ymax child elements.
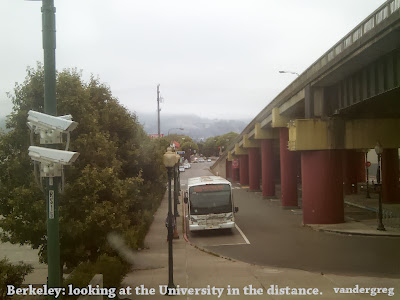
<box><xmin>0</xmin><ymin>257</ymin><xmax>33</xmax><ymax>299</ymax></box>
<box><xmin>65</xmin><ymin>254</ymin><xmax>129</xmax><ymax>290</ymax></box>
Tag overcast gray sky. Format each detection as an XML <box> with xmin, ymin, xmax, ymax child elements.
<box><xmin>0</xmin><ymin>0</ymin><xmax>386</xmax><ymax>120</ymax></box>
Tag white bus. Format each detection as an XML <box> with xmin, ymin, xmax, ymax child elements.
<box><xmin>184</xmin><ymin>176</ymin><xmax>238</xmax><ymax>231</ymax></box>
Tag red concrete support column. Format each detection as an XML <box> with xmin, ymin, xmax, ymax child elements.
<box><xmin>279</xmin><ymin>128</ymin><xmax>298</xmax><ymax>207</ymax></box>
<box><xmin>239</xmin><ymin>155</ymin><xmax>249</xmax><ymax>185</ymax></box>
<box><xmin>302</xmin><ymin>150</ymin><xmax>344</xmax><ymax>224</ymax></box>
<box><xmin>225</xmin><ymin>160</ymin><xmax>232</xmax><ymax>179</ymax></box>
<box><xmin>261</xmin><ymin>139</ymin><xmax>275</xmax><ymax>197</ymax></box>
<box><xmin>343</xmin><ymin>150</ymin><xmax>358</xmax><ymax>194</ymax></box>
<box><xmin>382</xmin><ymin>149</ymin><xmax>400</xmax><ymax>203</ymax></box>
<box><xmin>232</xmin><ymin>159</ymin><xmax>239</xmax><ymax>182</ymax></box>
<box><xmin>248</xmin><ymin>148</ymin><xmax>261</xmax><ymax>191</ymax></box>
<box><xmin>356</xmin><ymin>152</ymin><xmax>366</xmax><ymax>183</ymax></box>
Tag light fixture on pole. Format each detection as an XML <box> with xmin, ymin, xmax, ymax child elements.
<box><xmin>374</xmin><ymin>142</ymin><xmax>385</xmax><ymax>231</ymax></box>
<box><xmin>278</xmin><ymin>70</ymin><xmax>300</xmax><ymax>76</ymax></box>
<box><xmin>163</xmin><ymin>147</ymin><xmax>176</xmax><ymax>289</ymax></box>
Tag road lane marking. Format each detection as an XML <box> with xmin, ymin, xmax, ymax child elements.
<box><xmin>235</xmin><ymin>224</ymin><xmax>250</xmax><ymax>244</ymax></box>
<box><xmin>213</xmin><ymin>242</ymin><xmax>249</xmax><ymax>246</ymax></box>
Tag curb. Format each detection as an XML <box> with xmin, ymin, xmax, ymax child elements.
<box><xmin>306</xmin><ymin>225</ymin><xmax>400</xmax><ymax>237</ymax></box>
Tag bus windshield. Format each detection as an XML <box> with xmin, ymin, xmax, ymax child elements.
<box><xmin>189</xmin><ymin>184</ymin><xmax>232</xmax><ymax>215</ymax></box>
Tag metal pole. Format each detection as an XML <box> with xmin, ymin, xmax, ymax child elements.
<box><xmin>42</xmin><ymin>0</ymin><xmax>61</xmax><ymax>296</ymax></box>
<box><xmin>167</xmin><ymin>168</ymin><xmax>175</xmax><ymax>289</ymax></box>
<box><xmin>174</xmin><ymin>166</ymin><xmax>179</xmax><ymax>217</ymax></box>
<box><xmin>366</xmin><ymin>152</ymin><xmax>371</xmax><ymax>198</ymax></box>
<box><xmin>157</xmin><ymin>84</ymin><xmax>160</xmax><ymax>138</ymax></box>
<box><xmin>376</xmin><ymin>154</ymin><xmax>385</xmax><ymax>231</ymax></box>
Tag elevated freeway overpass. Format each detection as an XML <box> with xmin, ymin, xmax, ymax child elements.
<box><xmin>211</xmin><ymin>0</ymin><xmax>400</xmax><ymax>224</ymax></box>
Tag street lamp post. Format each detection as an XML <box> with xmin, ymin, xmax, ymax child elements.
<box><xmin>173</xmin><ymin>153</ymin><xmax>180</xmax><ymax>239</ymax></box>
<box><xmin>366</xmin><ymin>151</ymin><xmax>371</xmax><ymax>198</ymax></box>
<box><xmin>278</xmin><ymin>70</ymin><xmax>300</xmax><ymax>76</ymax></box>
<box><xmin>174</xmin><ymin>153</ymin><xmax>180</xmax><ymax>218</ymax></box>
<box><xmin>163</xmin><ymin>148</ymin><xmax>176</xmax><ymax>289</ymax></box>
<box><xmin>374</xmin><ymin>143</ymin><xmax>386</xmax><ymax>231</ymax></box>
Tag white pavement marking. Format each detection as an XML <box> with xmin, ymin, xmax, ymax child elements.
<box><xmin>235</xmin><ymin>224</ymin><xmax>250</xmax><ymax>245</ymax></box>
<box><xmin>214</xmin><ymin>242</ymin><xmax>249</xmax><ymax>247</ymax></box>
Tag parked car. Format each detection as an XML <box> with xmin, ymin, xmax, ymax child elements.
<box><xmin>207</xmin><ymin>159</ymin><xmax>211</xmax><ymax>162</ymax></box>
<box><xmin>179</xmin><ymin>166</ymin><xmax>185</xmax><ymax>172</ymax></box>
<box><xmin>198</xmin><ymin>158</ymin><xmax>205</xmax><ymax>163</ymax></box>
<box><xmin>184</xmin><ymin>163</ymin><xmax>191</xmax><ymax>169</ymax></box>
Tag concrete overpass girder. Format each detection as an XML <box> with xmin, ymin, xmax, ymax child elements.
<box><xmin>288</xmin><ymin>118</ymin><xmax>400</xmax><ymax>151</ymax></box>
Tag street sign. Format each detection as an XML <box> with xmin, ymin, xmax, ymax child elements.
<box><xmin>232</xmin><ymin>159</ymin><xmax>239</xmax><ymax>168</ymax></box>
<box><xmin>366</xmin><ymin>161</ymin><xmax>371</xmax><ymax>168</ymax></box>
<box><xmin>176</xmin><ymin>151</ymin><xmax>185</xmax><ymax>154</ymax></box>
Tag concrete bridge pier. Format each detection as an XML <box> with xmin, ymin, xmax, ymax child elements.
<box><xmin>261</xmin><ymin>139</ymin><xmax>275</xmax><ymax>197</ymax></box>
<box><xmin>225</xmin><ymin>160</ymin><xmax>232</xmax><ymax>180</ymax></box>
<box><xmin>382</xmin><ymin>148</ymin><xmax>400</xmax><ymax>203</ymax></box>
<box><xmin>238</xmin><ymin>154</ymin><xmax>249</xmax><ymax>185</ymax></box>
<box><xmin>301</xmin><ymin>150</ymin><xmax>345</xmax><ymax>224</ymax></box>
<box><xmin>343</xmin><ymin>150</ymin><xmax>360</xmax><ymax>194</ymax></box>
<box><xmin>248</xmin><ymin>147</ymin><xmax>261</xmax><ymax>191</ymax></box>
<box><xmin>279</xmin><ymin>127</ymin><xmax>299</xmax><ymax>208</ymax></box>
<box><xmin>356</xmin><ymin>151</ymin><xmax>366</xmax><ymax>185</ymax></box>
<box><xmin>231</xmin><ymin>161</ymin><xmax>240</xmax><ymax>183</ymax></box>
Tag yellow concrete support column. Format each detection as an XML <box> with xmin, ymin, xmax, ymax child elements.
<box><xmin>227</xmin><ymin>151</ymin><xmax>235</xmax><ymax>162</ymax></box>
<box><xmin>234</xmin><ymin>143</ymin><xmax>248</xmax><ymax>155</ymax></box>
<box><xmin>288</xmin><ymin>119</ymin><xmax>329</xmax><ymax>151</ymax></box>
<box><xmin>272</xmin><ymin>108</ymin><xmax>290</xmax><ymax>128</ymax></box>
<box><xmin>254</xmin><ymin>123</ymin><xmax>278</xmax><ymax>139</ymax></box>
<box><xmin>243</xmin><ymin>134</ymin><xmax>260</xmax><ymax>148</ymax></box>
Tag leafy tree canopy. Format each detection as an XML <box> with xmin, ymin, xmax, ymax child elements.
<box><xmin>200</xmin><ymin>132</ymin><xmax>239</xmax><ymax>157</ymax></box>
<box><xmin>0</xmin><ymin>64</ymin><xmax>166</xmax><ymax>268</ymax></box>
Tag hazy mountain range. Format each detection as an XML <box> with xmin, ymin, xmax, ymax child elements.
<box><xmin>0</xmin><ymin>113</ymin><xmax>250</xmax><ymax>140</ymax></box>
<box><xmin>136</xmin><ymin>113</ymin><xmax>249</xmax><ymax>141</ymax></box>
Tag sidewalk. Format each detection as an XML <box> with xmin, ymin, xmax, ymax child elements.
<box><xmin>121</xmin><ymin>192</ymin><xmax>400</xmax><ymax>299</ymax></box>
<box><xmin>308</xmin><ymin>191</ymin><xmax>400</xmax><ymax>237</ymax></box>
<box><xmin>235</xmin><ymin>183</ymin><xmax>400</xmax><ymax>237</ymax></box>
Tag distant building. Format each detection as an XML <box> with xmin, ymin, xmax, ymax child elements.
<box><xmin>149</xmin><ymin>134</ymin><xmax>164</xmax><ymax>139</ymax></box>
<box><xmin>171</xmin><ymin>141</ymin><xmax>180</xmax><ymax>149</ymax></box>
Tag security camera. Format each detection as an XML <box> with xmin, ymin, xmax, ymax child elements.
<box><xmin>28</xmin><ymin>146</ymin><xmax>80</xmax><ymax>177</ymax></box>
<box><xmin>27</xmin><ymin>110</ymin><xmax>78</xmax><ymax>144</ymax></box>
<box><xmin>28</xmin><ymin>110</ymin><xmax>78</xmax><ymax>132</ymax></box>
<box><xmin>28</xmin><ymin>146</ymin><xmax>80</xmax><ymax>165</ymax></box>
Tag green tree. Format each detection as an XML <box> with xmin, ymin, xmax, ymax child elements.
<box><xmin>0</xmin><ymin>64</ymin><xmax>166</xmax><ymax>269</ymax></box>
<box><xmin>216</xmin><ymin>132</ymin><xmax>239</xmax><ymax>154</ymax></box>
<box><xmin>200</xmin><ymin>132</ymin><xmax>239</xmax><ymax>157</ymax></box>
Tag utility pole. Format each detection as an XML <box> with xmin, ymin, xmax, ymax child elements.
<box><xmin>157</xmin><ymin>84</ymin><xmax>161</xmax><ymax>138</ymax></box>
<box><xmin>42</xmin><ymin>0</ymin><xmax>61</xmax><ymax>297</ymax></box>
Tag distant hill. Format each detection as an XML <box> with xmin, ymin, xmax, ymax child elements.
<box><xmin>136</xmin><ymin>112</ymin><xmax>250</xmax><ymax>141</ymax></box>
<box><xmin>0</xmin><ymin>112</ymin><xmax>250</xmax><ymax>140</ymax></box>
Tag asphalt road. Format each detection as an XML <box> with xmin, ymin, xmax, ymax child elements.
<box><xmin>181</xmin><ymin>161</ymin><xmax>400</xmax><ymax>278</ymax></box>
